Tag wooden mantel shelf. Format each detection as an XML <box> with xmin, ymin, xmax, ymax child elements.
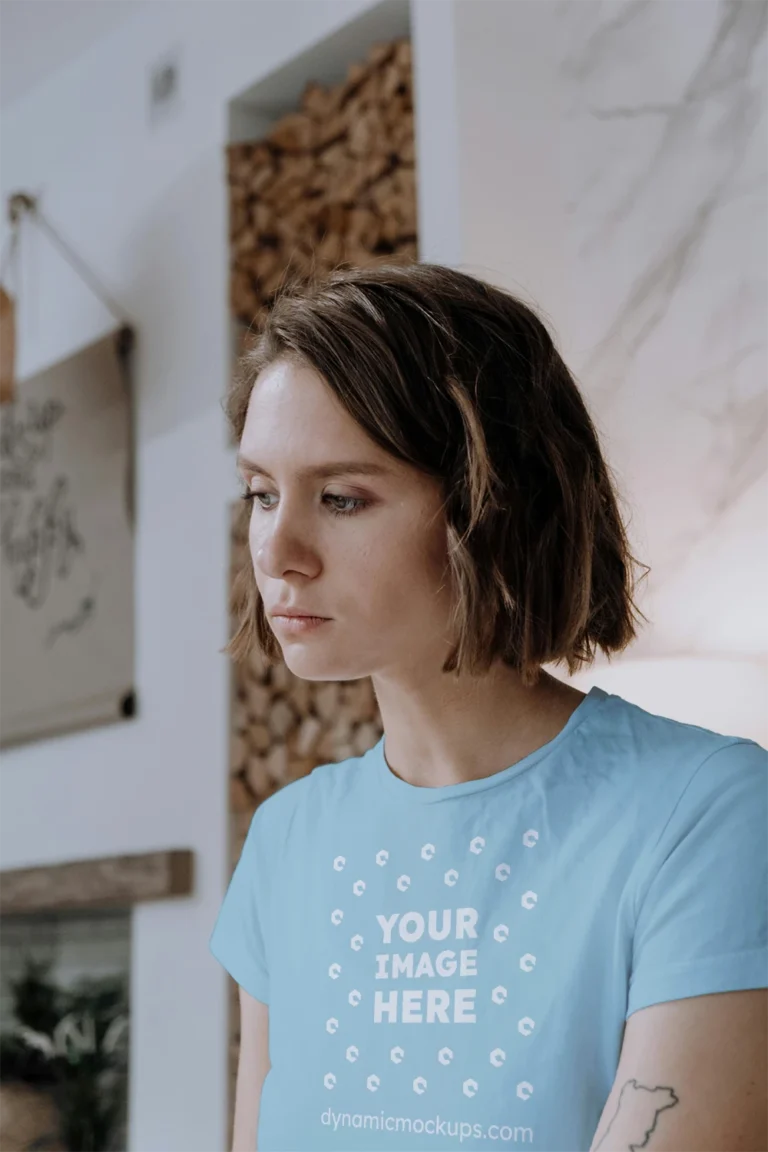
<box><xmin>0</xmin><ymin>849</ymin><xmax>194</xmax><ymax>915</ymax></box>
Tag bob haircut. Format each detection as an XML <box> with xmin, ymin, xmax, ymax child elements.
<box><xmin>224</xmin><ymin>262</ymin><xmax>648</xmax><ymax>687</ymax></box>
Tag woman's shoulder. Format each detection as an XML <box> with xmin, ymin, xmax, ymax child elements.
<box><xmin>585</xmin><ymin>687</ymin><xmax>765</xmax><ymax>785</ymax></box>
<box><xmin>253</xmin><ymin>746</ymin><xmax>372</xmax><ymax>829</ymax></box>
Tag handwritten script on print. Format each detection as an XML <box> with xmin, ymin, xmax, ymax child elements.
<box><xmin>0</xmin><ymin>328</ymin><xmax>135</xmax><ymax>746</ymax></box>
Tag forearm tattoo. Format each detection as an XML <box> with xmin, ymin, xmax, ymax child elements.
<box><xmin>593</xmin><ymin>1079</ymin><xmax>680</xmax><ymax>1150</ymax></box>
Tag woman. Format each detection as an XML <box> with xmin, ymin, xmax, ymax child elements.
<box><xmin>210</xmin><ymin>263</ymin><xmax>767</xmax><ymax>1152</ymax></box>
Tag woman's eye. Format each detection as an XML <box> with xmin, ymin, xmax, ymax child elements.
<box><xmin>325</xmin><ymin>494</ymin><xmax>368</xmax><ymax>517</ymax></box>
<box><xmin>240</xmin><ymin>491</ymin><xmax>369</xmax><ymax>518</ymax></box>
<box><xmin>240</xmin><ymin>490</ymin><xmax>275</xmax><ymax>508</ymax></box>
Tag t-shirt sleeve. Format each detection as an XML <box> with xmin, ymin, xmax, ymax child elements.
<box><xmin>627</xmin><ymin>738</ymin><xmax>768</xmax><ymax>1020</ymax></box>
<box><xmin>209</xmin><ymin>802</ymin><xmax>271</xmax><ymax>1005</ymax></box>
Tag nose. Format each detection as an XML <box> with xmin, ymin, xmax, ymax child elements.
<box><xmin>252</xmin><ymin>517</ymin><xmax>321</xmax><ymax>580</ymax></box>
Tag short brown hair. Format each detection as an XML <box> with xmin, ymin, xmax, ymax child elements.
<box><xmin>224</xmin><ymin>262</ymin><xmax>648</xmax><ymax>686</ymax></box>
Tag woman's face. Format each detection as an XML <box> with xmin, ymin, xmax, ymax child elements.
<box><xmin>237</xmin><ymin>357</ymin><xmax>455</xmax><ymax>682</ymax></box>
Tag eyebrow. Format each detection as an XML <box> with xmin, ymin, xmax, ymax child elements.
<box><xmin>235</xmin><ymin>455</ymin><xmax>393</xmax><ymax>482</ymax></box>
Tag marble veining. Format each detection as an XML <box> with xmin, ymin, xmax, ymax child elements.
<box><xmin>552</xmin><ymin>0</ymin><xmax>767</xmax><ymax>660</ymax></box>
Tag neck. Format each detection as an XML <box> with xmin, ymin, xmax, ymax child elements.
<box><xmin>371</xmin><ymin>659</ymin><xmax>586</xmax><ymax>790</ymax></box>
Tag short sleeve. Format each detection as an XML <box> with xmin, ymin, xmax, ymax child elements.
<box><xmin>209</xmin><ymin>803</ymin><xmax>270</xmax><ymax>1005</ymax></box>
<box><xmin>627</xmin><ymin>738</ymin><xmax>768</xmax><ymax>1019</ymax></box>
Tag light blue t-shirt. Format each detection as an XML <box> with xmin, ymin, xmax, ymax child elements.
<box><xmin>209</xmin><ymin>686</ymin><xmax>768</xmax><ymax>1152</ymax></box>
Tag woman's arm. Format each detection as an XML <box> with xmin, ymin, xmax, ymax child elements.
<box><xmin>232</xmin><ymin>986</ymin><xmax>270</xmax><ymax>1152</ymax></box>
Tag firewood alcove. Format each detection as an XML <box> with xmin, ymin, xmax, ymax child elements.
<box><xmin>222</xmin><ymin>7</ymin><xmax>417</xmax><ymax>1131</ymax></box>
<box><xmin>228</xmin><ymin>36</ymin><xmax>417</xmax><ymax>336</ymax></box>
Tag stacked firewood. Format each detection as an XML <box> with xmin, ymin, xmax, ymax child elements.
<box><xmin>227</xmin><ymin>37</ymin><xmax>417</xmax><ymax>328</ymax></box>
<box><xmin>223</xmin><ymin>40</ymin><xmax>413</xmax><ymax>1127</ymax></box>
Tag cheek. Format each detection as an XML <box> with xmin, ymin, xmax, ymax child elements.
<box><xmin>247</xmin><ymin>521</ymin><xmax>265</xmax><ymax>590</ymax></box>
<box><xmin>414</xmin><ymin>514</ymin><xmax>451</xmax><ymax>588</ymax></box>
<box><xmin>365</xmin><ymin>521</ymin><xmax>451</xmax><ymax>611</ymax></box>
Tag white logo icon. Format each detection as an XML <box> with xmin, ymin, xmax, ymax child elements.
<box><xmin>438</xmin><ymin>1047</ymin><xmax>454</xmax><ymax>1065</ymax></box>
<box><xmin>522</xmin><ymin>828</ymin><xmax>539</xmax><ymax>848</ymax></box>
<box><xmin>444</xmin><ymin>869</ymin><xmax>459</xmax><ymax>887</ymax></box>
<box><xmin>353</xmin><ymin>879</ymin><xmax>366</xmax><ymax>896</ymax></box>
<box><xmin>491</xmin><ymin>985</ymin><xmax>507</xmax><ymax>1004</ymax></box>
<box><xmin>333</xmin><ymin>856</ymin><xmax>346</xmax><ymax>871</ymax></box>
<box><xmin>324</xmin><ymin>1072</ymin><xmax>336</xmax><ymax>1089</ymax></box>
<box><xmin>490</xmin><ymin>1048</ymin><xmax>506</xmax><ymax>1067</ymax></box>
<box><xmin>463</xmin><ymin>1079</ymin><xmax>478</xmax><ymax>1098</ymax></box>
<box><xmin>421</xmin><ymin>843</ymin><xmax>436</xmax><ymax>861</ymax></box>
<box><xmin>328</xmin><ymin>963</ymin><xmax>341</xmax><ymax>980</ymax></box>
<box><xmin>346</xmin><ymin>1045</ymin><xmax>359</xmax><ymax>1063</ymax></box>
<box><xmin>396</xmin><ymin>874</ymin><xmax>411</xmax><ymax>892</ymax></box>
<box><xmin>493</xmin><ymin>923</ymin><xmax>509</xmax><ymax>943</ymax></box>
<box><xmin>348</xmin><ymin>989</ymin><xmax>362</xmax><ymax>1007</ymax></box>
<box><xmin>325</xmin><ymin>1017</ymin><xmax>338</xmax><ymax>1034</ymax></box>
<box><xmin>521</xmin><ymin>890</ymin><xmax>538</xmax><ymax>910</ymax></box>
<box><xmin>367</xmin><ymin>1074</ymin><xmax>380</xmax><ymax>1092</ymax></box>
<box><xmin>331</xmin><ymin>908</ymin><xmax>343</xmax><ymax>926</ymax></box>
<box><xmin>469</xmin><ymin>836</ymin><xmax>485</xmax><ymax>854</ymax></box>
<box><xmin>413</xmin><ymin>1076</ymin><xmax>427</xmax><ymax>1095</ymax></box>
<box><xmin>350</xmin><ymin>934</ymin><xmax>363</xmax><ymax>951</ymax></box>
<box><xmin>376</xmin><ymin>849</ymin><xmax>389</xmax><ymax>866</ymax></box>
<box><xmin>520</xmin><ymin>953</ymin><xmax>536</xmax><ymax>973</ymax></box>
<box><xmin>390</xmin><ymin>1046</ymin><xmax>404</xmax><ymax>1064</ymax></box>
<box><xmin>518</xmin><ymin>1017</ymin><xmax>535</xmax><ymax>1037</ymax></box>
<box><xmin>517</xmin><ymin>1081</ymin><xmax>534</xmax><ymax>1101</ymax></box>
<box><xmin>495</xmin><ymin>862</ymin><xmax>511</xmax><ymax>881</ymax></box>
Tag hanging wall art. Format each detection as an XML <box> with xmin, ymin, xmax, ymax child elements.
<box><xmin>0</xmin><ymin>195</ymin><xmax>136</xmax><ymax>746</ymax></box>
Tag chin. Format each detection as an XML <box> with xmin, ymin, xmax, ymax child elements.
<box><xmin>279</xmin><ymin>649</ymin><xmax>362</xmax><ymax>683</ymax></box>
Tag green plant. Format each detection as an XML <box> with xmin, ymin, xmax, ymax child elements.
<box><xmin>0</xmin><ymin>955</ymin><xmax>129</xmax><ymax>1151</ymax></box>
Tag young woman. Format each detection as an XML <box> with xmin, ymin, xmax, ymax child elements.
<box><xmin>210</xmin><ymin>263</ymin><xmax>767</xmax><ymax>1152</ymax></box>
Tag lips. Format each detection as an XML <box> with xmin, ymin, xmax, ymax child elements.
<box><xmin>272</xmin><ymin>610</ymin><xmax>328</xmax><ymax>619</ymax></box>
<box><xmin>272</xmin><ymin>614</ymin><xmax>330</xmax><ymax>634</ymax></box>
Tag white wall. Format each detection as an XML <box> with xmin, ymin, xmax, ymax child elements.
<box><xmin>0</xmin><ymin>3</ymin><xmax>403</xmax><ymax>1148</ymax></box>
<box><xmin>0</xmin><ymin>0</ymin><xmax>150</xmax><ymax>109</ymax></box>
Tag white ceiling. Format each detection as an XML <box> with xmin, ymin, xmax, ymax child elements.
<box><xmin>0</xmin><ymin>0</ymin><xmax>150</xmax><ymax>110</ymax></box>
